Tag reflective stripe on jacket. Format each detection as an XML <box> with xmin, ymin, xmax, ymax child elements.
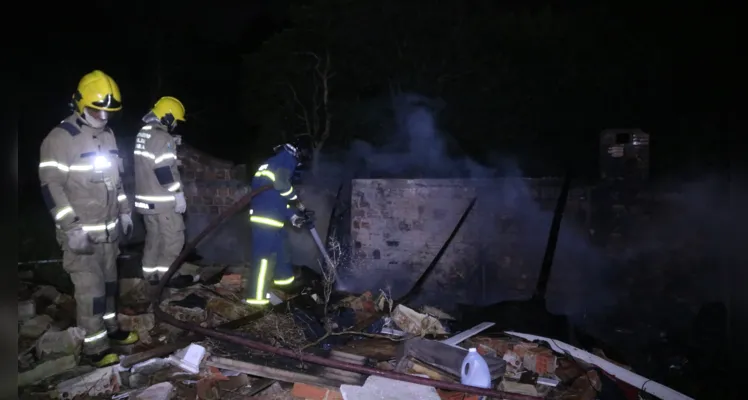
<box><xmin>38</xmin><ymin>114</ymin><xmax>130</xmax><ymax>242</ymax></box>
<box><xmin>249</xmin><ymin>149</ymin><xmax>299</xmax><ymax>225</ymax></box>
<box><xmin>132</xmin><ymin>124</ymin><xmax>182</xmax><ymax>214</ymax></box>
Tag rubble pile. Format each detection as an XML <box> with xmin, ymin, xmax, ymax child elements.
<box><xmin>19</xmin><ymin>262</ymin><xmax>685</xmax><ymax>400</ymax></box>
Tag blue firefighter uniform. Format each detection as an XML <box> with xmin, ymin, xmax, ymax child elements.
<box><xmin>245</xmin><ymin>148</ymin><xmax>300</xmax><ymax>305</ymax></box>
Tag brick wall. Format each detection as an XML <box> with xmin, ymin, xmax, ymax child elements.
<box><xmin>343</xmin><ymin>178</ymin><xmax>592</xmax><ymax>308</ymax></box>
<box><xmin>341</xmin><ymin>177</ymin><xmax>725</xmax><ymax>328</ymax></box>
<box><xmin>179</xmin><ymin>143</ymin><xmax>249</xmax><ymax>216</ymax></box>
<box><xmin>117</xmin><ymin>138</ymin><xmax>252</xmax><ymax>250</ymax></box>
<box><xmin>175</xmin><ymin>144</ymin><xmax>251</xmax><ymax>263</ymax></box>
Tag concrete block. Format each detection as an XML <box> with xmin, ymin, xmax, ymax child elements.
<box><xmin>18</xmin><ymin>355</ymin><xmax>77</xmax><ymax>387</ymax></box>
<box><xmin>340</xmin><ymin>375</ymin><xmax>441</xmax><ymax>400</ymax></box>
<box><xmin>20</xmin><ymin>315</ymin><xmax>53</xmax><ymax>339</ymax></box>
<box><xmin>135</xmin><ymin>382</ymin><xmax>175</xmax><ymax>400</ymax></box>
<box><xmin>56</xmin><ymin>365</ymin><xmax>122</xmax><ymax>398</ymax></box>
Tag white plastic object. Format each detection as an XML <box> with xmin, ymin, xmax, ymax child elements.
<box><xmin>460</xmin><ymin>348</ymin><xmax>491</xmax><ymax>389</ymax></box>
<box><xmin>18</xmin><ymin>300</ymin><xmax>36</xmax><ymax>321</ymax></box>
<box><xmin>267</xmin><ymin>292</ymin><xmax>283</xmax><ymax>305</ymax></box>
<box><xmin>537</xmin><ymin>377</ymin><xmax>560</xmax><ymax>387</ymax></box>
<box><xmin>168</xmin><ymin>344</ymin><xmax>206</xmax><ymax>374</ymax></box>
<box><xmin>441</xmin><ymin>322</ymin><xmax>495</xmax><ymax>347</ymax></box>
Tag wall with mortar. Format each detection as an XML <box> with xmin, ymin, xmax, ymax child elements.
<box><xmin>177</xmin><ymin>143</ymin><xmax>252</xmax><ymax>263</ymax></box>
<box><xmin>344</xmin><ymin>178</ymin><xmax>592</xmax><ymax>309</ymax></box>
<box><xmin>344</xmin><ymin>178</ymin><xmax>726</xmax><ymax>330</ymax></box>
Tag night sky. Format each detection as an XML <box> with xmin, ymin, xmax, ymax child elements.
<box><xmin>18</xmin><ymin>1</ymin><xmax>738</xmax><ymax>205</ymax></box>
<box><xmin>19</xmin><ymin>1</ymin><xmax>288</xmax><ymax>204</ymax></box>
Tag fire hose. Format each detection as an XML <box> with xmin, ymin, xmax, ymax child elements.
<box><xmin>152</xmin><ymin>186</ymin><xmax>541</xmax><ymax>400</ymax></box>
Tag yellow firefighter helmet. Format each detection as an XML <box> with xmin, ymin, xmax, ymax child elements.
<box><xmin>72</xmin><ymin>70</ymin><xmax>122</xmax><ymax>114</ymax></box>
<box><xmin>152</xmin><ymin>96</ymin><xmax>186</xmax><ymax>123</ymax></box>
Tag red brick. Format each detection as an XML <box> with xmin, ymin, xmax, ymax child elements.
<box><xmin>231</xmin><ymin>165</ymin><xmax>246</xmax><ymax>180</ymax></box>
<box><xmin>185</xmin><ymin>184</ymin><xmax>198</xmax><ymax>196</ymax></box>
<box><xmin>203</xmin><ymin>169</ymin><xmax>216</xmax><ymax>180</ymax></box>
<box><xmin>472</xmin><ymin>337</ymin><xmax>512</xmax><ymax>356</ymax></box>
<box><xmin>523</xmin><ymin>347</ymin><xmax>557</xmax><ymax>374</ymax></box>
<box><xmin>437</xmin><ymin>389</ymin><xmax>480</xmax><ymax>400</ymax></box>
<box><xmin>512</xmin><ymin>342</ymin><xmax>538</xmax><ymax>358</ymax></box>
<box><xmin>290</xmin><ymin>382</ymin><xmax>343</xmax><ymax>400</ymax></box>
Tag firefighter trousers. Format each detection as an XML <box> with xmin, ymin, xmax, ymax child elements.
<box><xmin>141</xmin><ymin>210</ymin><xmax>185</xmax><ymax>281</ymax></box>
<box><xmin>243</xmin><ymin>223</ymin><xmax>293</xmax><ymax>304</ymax></box>
<box><xmin>58</xmin><ymin>231</ymin><xmax>120</xmax><ymax>355</ymax></box>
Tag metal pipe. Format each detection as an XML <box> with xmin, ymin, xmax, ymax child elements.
<box><xmin>152</xmin><ymin>186</ymin><xmax>540</xmax><ymax>400</ymax></box>
<box><xmin>18</xmin><ymin>259</ymin><xmax>63</xmax><ymax>266</ymax></box>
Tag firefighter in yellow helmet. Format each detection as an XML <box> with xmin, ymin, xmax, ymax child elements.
<box><xmin>133</xmin><ymin>97</ymin><xmax>187</xmax><ymax>283</ymax></box>
<box><xmin>38</xmin><ymin>70</ymin><xmax>139</xmax><ymax>367</ymax></box>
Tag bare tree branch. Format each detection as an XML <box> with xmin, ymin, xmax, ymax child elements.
<box><xmin>286</xmin><ymin>82</ymin><xmax>311</xmax><ymax>135</ymax></box>
<box><xmin>319</xmin><ymin>51</ymin><xmax>333</xmax><ymax>144</ymax></box>
<box><xmin>285</xmin><ymin>50</ymin><xmax>335</xmax><ymax>174</ymax></box>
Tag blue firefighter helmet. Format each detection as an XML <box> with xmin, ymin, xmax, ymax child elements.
<box><xmin>274</xmin><ymin>135</ymin><xmax>313</xmax><ymax>165</ymax></box>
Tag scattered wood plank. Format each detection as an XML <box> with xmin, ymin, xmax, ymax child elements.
<box><xmin>206</xmin><ymin>355</ymin><xmax>365</xmax><ymax>388</ymax></box>
<box><xmin>121</xmin><ymin>337</ymin><xmax>197</xmax><ymax>368</ymax></box>
<box><xmin>333</xmin><ymin>338</ymin><xmax>400</xmax><ymax>361</ymax></box>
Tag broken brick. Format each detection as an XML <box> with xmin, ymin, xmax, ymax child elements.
<box><xmin>554</xmin><ymin>358</ymin><xmax>585</xmax><ymax>382</ymax></box>
<box><xmin>291</xmin><ymin>382</ymin><xmax>343</xmax><ymax>400</ymax></box>
<box><xmin>437</xmin><ymin>389</ymin><xmax>481</xmax><ymax>400</ymax></box>
<box><xmin>511</xmin><ymin>342</ymin><xmax>539</xmax><ymax>358</ymax></box>
<box><xmin>523</xmin><ymin>346</ymin><xmax>557</xmax><ymax>375</ymax></box>
<box><xmin>218</xmin><ymin>274</ymin><xmax>242</xmax><ymax>292</ymax></box>
<box><xmin>568</xmin><ymin>370</ymin><xmax>602</xmax><ymax>400</ymax></box>
<box><xmin>471</xmin><ymin>337</ymin><xmax>513</xmax><ymax>356</ymax></box>
<box><xmin>196</xmin><ymin>378</ymin><xmax>219</xmax><ymax>400</ymax></box>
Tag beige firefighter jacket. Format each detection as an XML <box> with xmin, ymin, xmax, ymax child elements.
<box><xmin>39</xmin><ymin>113</ymin><xmax>131</xmax><ymax>243</ymax></box>
<box><xmin>133</xmin><ymin>123</ymin><xmax>182</xmax><ymax>215</ymax></box>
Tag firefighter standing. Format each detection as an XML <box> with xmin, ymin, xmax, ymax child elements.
<box><xmin>133</xmin><ymin>97</ymin><xmax>187</xmax><ymax>283</ymax></box>
<box><xmin>244</xmin><ymin>140</ymin><xmax>314</xmax><ymax>306</ymax></box>
<box><xmin>38</xmin><ymin>70</ymin><xmax>139</xmax><ymax>367</ymax></box>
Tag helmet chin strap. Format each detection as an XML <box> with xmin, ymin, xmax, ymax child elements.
<box><xmin>83</xmin><ymin>109</ymin><xmax>107</xmax><ymax>128</ymax></box>
<box><xmin>142</xmin><ymin>111</ymin><xmax>176</xmax><ymax>132</ymax></box>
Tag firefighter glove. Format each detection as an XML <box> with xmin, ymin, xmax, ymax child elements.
<box><xmin>291</xmin><ymin>209</ymin><xmax>315</xmax><ymax>228</ymax></box>
<box><xmin>120</xmin><ymin>213</ymin><xmax>133</xmax><ymax>237</ymax></box>
<box><xmin>174</xmin><ymin>192</ymin><xmax>187</xmax><ymax>214</ymax></box>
